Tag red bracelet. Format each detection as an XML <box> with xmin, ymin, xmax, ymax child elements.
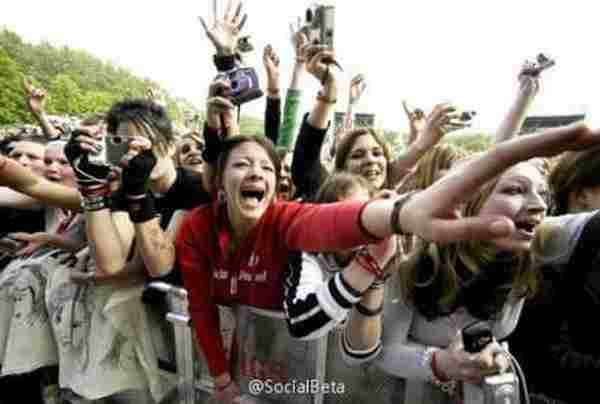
<box><xmin>353</xmin><ymin>247</ymin><xmax>387</xmax><ymax>281</ymax></box>
<box><xmin>431</xmin><ymin>350</ymin><xmax>450</xmax><ymax>383</ymax></box>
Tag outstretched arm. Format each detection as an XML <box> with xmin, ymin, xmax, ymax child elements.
<box><xmin>0</xmin><ymin>156</ymin><xmax>81</xmax><ymax>210</ymax></box>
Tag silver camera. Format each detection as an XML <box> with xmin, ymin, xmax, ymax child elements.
<box><xmin>87</xmin><ymin>134</ymin><xmax>130</xmax><ymax>167</ymax></box>
<box><xmin>302</xmin><ymin>4</ymin><xmax>335</xmax><ymax>49</ymax></box>
<box><xmin>464</xmin><ymin>373</ymin><xmax>520</xmax><ymax>404</ymax></box>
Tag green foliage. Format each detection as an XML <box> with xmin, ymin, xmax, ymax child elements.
<box><xmin>240</xmin><ymin>115</ymin><xmax>265</xmax><ymax>136</ymax></box>
<box><xmin>0</xmin><ymin>28</ymin><xmax>198</xmax><ymax>126</ymax></box>
<box><xmin>0</xmin><ymin>47</ymin><xmax>30</xmax><ymax>125</ymax></box>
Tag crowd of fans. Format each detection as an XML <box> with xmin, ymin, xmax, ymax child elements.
<box><xmin>2</xmin><ymin>1</ymin><xmax>600</xmax><ymax>404</ymax></box>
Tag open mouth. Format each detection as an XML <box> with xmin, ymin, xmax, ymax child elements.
<box><xmin>278</xmin><ymin>180</ymin><xmax>291</xmax><ymax>193</ymax></box>
<box><xmin>240</xmin><ymin>189</ymin><xmax>265</xmax><ymax>205</ymax></box>
<box><xmin>515</xmin><ymin>219</ymin><xmax>540</xmax><ymax>238</ymax></box>
<box><xmin>46</xmin><ymin>174</ymin><xmax>62</xmax><ymax>182</ymax></box>
<box><xmin>185</xmin><ymin>156</ymin><xmax>204</xmax><ymax>166</ymax></box>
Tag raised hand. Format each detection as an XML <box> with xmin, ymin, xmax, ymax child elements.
<box><xmin>517</xmin><ymin>60</ymin><xmax>541</xmax><ymax>99</ymax></box>
<box><xmin>402</xmin><ymin>100</ymin><xmax>426</xmax><ymax>143</ymax></box>
<box><xmin>349</xmin><ymin>74</ymin><xmax>367</xmax><ymax>106</ymax></box>
<box><xmin>23</xmin><ymin>77</ymin><xmax>47</xmax><ymax>116</ymax></box>
<box><xmin>290</xmin><ymin>19</ymin><xmax>309</xmax><ymax>63</ymax></box>
<box><xmin>263</xmin><ymin>45</ymin><xmax>280</xmax><ymax>94</ymax></box>
<box><xmin>206</xmin><ymin>78</ymin><xmax>238</xmax><ymax>135</ymax></box>
<box><xmin>305</xmin><ymin>46</ymin><xmax>338</xmax><ymax>89</ymax></box>
<box><xmin>198</xmin><ymin>0</ymin><xmax>247</xmax><ymax>55</ymax></box>
<box><xmin>417</xmin><ymin>103</ymin><xmax>467</xmax><ymax>149</ymax></box>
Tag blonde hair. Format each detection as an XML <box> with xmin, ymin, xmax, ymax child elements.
<box><xmin>396</xmin><ymin>161</ymin><xmax>547</xmax><ymax>317</ymax></box>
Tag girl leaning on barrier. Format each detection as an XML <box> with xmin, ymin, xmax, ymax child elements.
<box><xmin>340</xmin><ymin>128</ymin><xmax>600</xmax><ymax>404</ymax></box>
<box><xmin>176</xmin><ymin>83</ymin><xmax>600</xmax><ymax>404</ymax></box>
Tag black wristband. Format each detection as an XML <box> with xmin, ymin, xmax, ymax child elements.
<box><xmin>355</xmin><ymin>302</ymin><xmax>384</xmax><ymax>317</ymax></box>
<box><xmin>213</xmin><ymin>54</ymin><xmax>236</xmax><ymax>72</ymax></box>
<box><xmin>127</xmin><ymin>194</ymin><xmax>157</xmax><ymax>223</ymax></box>
<box><xmin>391</xmin><ymin>191</ymin><xmax>417</xmax><ymax>235</ymax></box>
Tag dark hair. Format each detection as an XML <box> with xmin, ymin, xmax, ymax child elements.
<box><xmin>106</xmin><ymin>98</ymin><xmax>174</xmax><ymax>155</ymax></box>
<box><xmin>213</xmin><ymin>135</ymin><xmax>281</xmax><ymax>190</ymax></box>
<box><xmin>549</xmin><ymin>145</ymin><xmax>600</xmax><ymax>215</ymax></box>
<box><xmin>334</xmin><ymin>128</ymin><xmax>392</xmax><ymax>188</ymax></box>
<box><xmin>314</xmin><ymin>172</ymin><xmax>372</xmax><ymax>204</ymax></box>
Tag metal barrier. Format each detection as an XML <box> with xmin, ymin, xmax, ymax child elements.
<box><xmin>146</xmin><ymin>281</ymin><xmax>407</xmax><ymax>404</ymax></box>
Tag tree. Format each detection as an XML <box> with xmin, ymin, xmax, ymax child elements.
<box><xmin>46</xmin><ymin>74</ymin><xmax>84</xmax><ymax>115</ymax></box>
<box><xmin>0</xmin><ymin>48</ymin><xmax>29</xmax><ymax>125</ymax></box>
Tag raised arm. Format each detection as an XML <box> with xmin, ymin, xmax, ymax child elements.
<box><xmin>402</xmin><ymin>100</ymin><xmax>426</xmax><ymax>146</ymax></box>
<box><xmin>23</xmin><ymin>77</ymin><xmax>61</xmax><ymax>140</ymax></box>
<box><xmin>290</xmin><ymin>47</ymin><xmax>338</xmax><ymax>200</ymax></box>
<box><xmin>278</xmin><ymin>29</ymin><xmax>308</xmax><ymax>150</ymax></box>
<box><xmin>263</xmin><ymin>44</ymin><xmax>281</xmax><ymax>145</ymax></box>
<box><xmin>493</xmin><ymin>61</ymin><xmax>542</xmax><ymax>143</ymax></box>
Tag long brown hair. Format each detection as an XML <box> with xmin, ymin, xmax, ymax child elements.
<box><xmin>396</xmin><ymin>161</ymin><xmax>545</xmax><ymax>318</ymax></box>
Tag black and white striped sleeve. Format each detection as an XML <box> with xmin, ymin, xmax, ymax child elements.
<box><xmin>284</xmin><ymin>252</ymin><xmax>362</xmax><ymax>340</ymax></box>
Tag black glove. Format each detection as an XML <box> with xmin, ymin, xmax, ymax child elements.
<box><xmin>65</xmin><ymin>130</ymin><xmax>111</xmax><ymax>191</ymax></box>
<box><xmin>121</xmin><ymin>149</ymin><xmax>157</xmax><ymax>197</ymax></box>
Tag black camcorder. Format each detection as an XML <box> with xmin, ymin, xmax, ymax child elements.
<box><xmin>523</xmin><ymin>53</ymin><xmax>556</xmax><ymax>77</ymax></box>
<box><xmin>216</xmin><ymin>67</ymin><xmax>264</xmax><ymax>106</ymax></box>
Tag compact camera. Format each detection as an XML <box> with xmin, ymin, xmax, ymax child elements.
<box><xmin>302</xmin><ymin>4</ymin><xmax>335</xmax><ymax>49</ymax></box>
<box><xmin>216</xmin><ymin>67</ymin><xmax>264</xmax><ymax>106</ymax></box>
<box><xmin>87</xmin><ymin>133</ymin><xmax>130</xmax><ymax>167</ymax></box>
<box><xmin>523</xmin><ymin>53</ymin><xmax>556</xmax><ymax>76</ymax></box>
<box><xmin>458</xmin><ymin>110</ymin><xmax>477</xmax><ymax>122</ymax></box>
<box><xmin>462</xmin><ymin>322</ymin><xmax>520</xmax><ymax>404</ymax></box>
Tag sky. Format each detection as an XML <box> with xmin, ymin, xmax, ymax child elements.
<box><xmin>2</xmin><ymin>0</ymin><xmax>600</xmax><ymax>133</ymax></box>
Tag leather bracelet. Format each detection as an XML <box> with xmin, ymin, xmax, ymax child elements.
<box><xmin>316</xmin><ymin>92</ymin><xmax>336</xmax><ymax>105</ymax></box>
<box><xmin>368</xmin><ymin>275</ymin><xmax>391</xmax><ymax>289</ymax></box>
<box><xmin>391</xmin><ymin>191</ymin><xmax>417</xmax><ymax>235</ymax></box>
<box><xmin>355</xmin><ymin>302</ymin><xmax>383</xmax><ymax>317</ymax></box>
